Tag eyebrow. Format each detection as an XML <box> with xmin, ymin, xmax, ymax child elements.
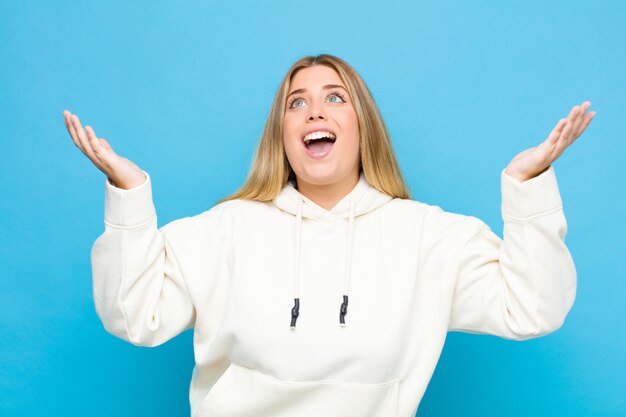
<box><xmin>287</xmin><ymin>84</ymin><xmax>348</xmax><ymax>98</ymax></box>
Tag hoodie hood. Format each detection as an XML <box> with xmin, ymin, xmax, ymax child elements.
<box><xmin>273</xmin><ymin>172</ymin><xmax>394</xmax><ymax>330</ymax></box>
<box><xmin>274</xmin><ymin>171</ymin><xmax>394</xmax><ymax>220</ymax></box>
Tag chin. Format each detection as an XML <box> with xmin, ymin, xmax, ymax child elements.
<box><xmin>297</xmin><ymin>168</ymin><xmax>349</xmax><ymax>185</ymax></box>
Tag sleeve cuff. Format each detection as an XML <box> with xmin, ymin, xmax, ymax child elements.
<box><xmin>500</xmin><ymin>165</ymin><xmax>563</xmax><ymax>220</ymax></box>
<box><xmin>104</xmin><ymin>170</ymin><xmax>156</xmax><ymax>227</ymax></box>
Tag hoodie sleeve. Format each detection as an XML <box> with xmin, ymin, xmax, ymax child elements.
<box><xmin>447</xmin><ymin>165</ymin><xmax>577</xmax><ymax>340</ymax></box>
<box><xmin>90</xmin><ymin>171</ymin><xmax>196</xmax><ymax>347</ymax></box>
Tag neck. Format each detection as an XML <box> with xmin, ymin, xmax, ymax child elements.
<box><xmin>296</xmin><ymin>172</ymin><xmax>360</xmax><ymax>211</ymax></box>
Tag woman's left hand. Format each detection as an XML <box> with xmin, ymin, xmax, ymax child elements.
<box><xmin>504</xmin><ymin>100</ymin><xmax>596</xmax><ymax>182</ymax></box>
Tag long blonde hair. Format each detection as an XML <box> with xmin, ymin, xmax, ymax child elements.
<box><xmin>217</xmin><ymin>54</ymin><xmax>411</xmax><ymax>204</ymax></box>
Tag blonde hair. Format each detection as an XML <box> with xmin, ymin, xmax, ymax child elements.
<box><xmin>217</xmin><ymin>54</ymin><xmax>411</xmax><ymax>204</ymax></box>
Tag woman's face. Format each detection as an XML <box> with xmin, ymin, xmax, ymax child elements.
<box><xmin>283</xmin><ymin>65</ymin><xmax>360</xmax><ymax>188</ymax></box>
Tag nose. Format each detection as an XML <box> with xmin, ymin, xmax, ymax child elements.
<box><xmin>306</xmin><ymin>101</ymin><xmax>326</xmax><ymax>121</ymax></box>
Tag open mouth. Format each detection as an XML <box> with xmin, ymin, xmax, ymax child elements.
<box><xmin>304</xmin><ymin>136</ymin><xmax>336</xmax><ymax>153</ymax></box>
<box><xmin>302</xmin><ymin>131</ymin><xmax>336</xmax><ymax>157</ymax></box>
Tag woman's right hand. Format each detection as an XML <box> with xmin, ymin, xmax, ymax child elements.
<box><xmin>63</xmin><ymin>110</ymin><xmax>147</xmax><ymax>190</ymax></box>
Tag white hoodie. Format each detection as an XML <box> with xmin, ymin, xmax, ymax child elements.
<box><xmin>91</xmin><ymin>165</ymin><xmax>576</xmax><ymax>417</ymax></box>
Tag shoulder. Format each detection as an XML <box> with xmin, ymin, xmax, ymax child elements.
<box><xmin>159</xmin><ymin>198</ymin><xmax>272</xmax><ymax>238</ymax></box>
<box><xmin>381</xmin><ymin>196</ymin><xmax>468</xmax><ymax>222</ymax></box>
<box><xmin>383</xmin><ymin>197</ymin><xmax>484</xmax><ymax>245</ymax></box>
<box><xmin>156</xmin><ymin>199</ymin><xmax>236</xmax><ymax>242</ymax></box>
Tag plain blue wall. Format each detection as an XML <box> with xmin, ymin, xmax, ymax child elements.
<box><xmin>1</xmin><ymin>1</ymin><xmax>624</xmax><ymax>416</ymax></box>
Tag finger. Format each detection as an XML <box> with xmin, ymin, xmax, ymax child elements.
<box><xmin>551</xmin><ymin>117</ymin><xmax>576</xmax><ymax>158</ymax></box>
<box><xmin>547</xmin><ymin>137</ymin><xmax>566</xmax><ymax>164</ymax></box>
<box><xmin>548</xmin><ymin>118</ymin><xmax>568</xmax><ymax>146</ymax></box>
<box><xmin>71</xmin><ymin>114</ymin><xmax>99</xmax><ymax>162</ymax></box>
<box><xmin>567</xmin><ymin>104</ymin><xmax>580</xmax><ymax>124</ymax></box>
<box><xmin>99</xmin><ymin>137</ymin><xmax>113</xmax><ymax>151</ymax></box>
<box><xmin>86</xmin><ymin>126</ymin><xmax>117</xmax><ymax>166</ymax></box>
<box><xmin>547</xmin><ymin>103</ymin><xmax>592</xmax><ymax>163</ymax></box>
<box><xmin>573</xmin><ymin>107</ymin><xmax>595</xmax><ymax>139</ymax></box>
<box><xmin>537</xmin><ymin>120</ymin><xmax>566</xmax><ymax>166</ymax></box>
<box><xmin>558</xmin><ymin>119</ymin><xmax>574</xmax><ymax>148</ymax></box>
<box><xmin>66</xmin><ymin>112</ymin><xmax>81</xmax><ymax>143</ymax></box>
<box><xmin>84</xmin><ymin>126</ymin><xmax>107</xmax><ymax>165</ymax></box>
<box><xmin>579</xmin><ymin>111</ymin><xmax>596</xmax><ymax>135</ymax></box>
<box><xmin>64</xmin><ymin>111</ymin><xmax>83</xmax><ymax>151</ymax></box>
<box><xmin>571</xmin><ymin>101</ymin><xmax>591</xmax><ymax>139</ymax></box>
<box><xmin>569</xmin><ymin>111</ymin><xmax>595</xmax><ymax>145</ymax></box>
<box><xmin>559</xmin><ymin>105</ymin><xmax>581</xmax><ymax>144</ymax></box>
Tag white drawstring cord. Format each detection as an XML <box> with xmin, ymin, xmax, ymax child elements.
<box><xmin>290</xmin><ymin>197</ymin><xmax>303</xmax><ymax>330</ymax></box>
<box><xmin>290</xmin><ymin>195</ymin><xmax>356</xmax><ymax>329</ymax></box>
<box><xmin>340</xmin><ymin>196</ymin><xmax>356</xmax><ymax>327</ymax></box>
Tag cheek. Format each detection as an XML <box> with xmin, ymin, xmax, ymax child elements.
<box><xmin>282</xmin><ymin>134</ymin><xmax>299</xmax><ymax>159</ymax></box>
<box><xmin>283</xmin><ymin>118</ymin><xmax>300</xmax><ymax>146</ymax></box>
<box><xmin>282</xmin><ymin>122</ymin><xmax>293</xmax><ymax>152</ymax></box>
<box><xmin>339</xmin><ymin>109</ymin><xmax>359</xmax><ymax>137</ymax></box>
<box><xmin>342</xmin><ymin>114</ymin><xmax>360</xmax><ymax>148</ymax></box>
<box><xmin>282</xmin><ymin>136</ymin><xmax>292</xmax><ymax>156</ymax></box>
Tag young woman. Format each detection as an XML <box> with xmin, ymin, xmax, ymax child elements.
<box><xmin>64</xmin><ymin>54</ymin><xmax>594</xmax><ymax>417</ymax></box>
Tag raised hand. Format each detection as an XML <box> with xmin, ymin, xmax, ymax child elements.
<box><xmin>63</xmin><ymin>110</ymin><xmax>147</xmax><ymax>189</ymax></box>
<box><xmin>504</xmin><ymin>101</ymin><xmax>596</xmax><ymax>182</ymax></box>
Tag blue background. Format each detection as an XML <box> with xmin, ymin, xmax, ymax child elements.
<box><xmin>1</xmin><ymin>1</ymin><xmax>624</xmax><ymax>416</ymax></box>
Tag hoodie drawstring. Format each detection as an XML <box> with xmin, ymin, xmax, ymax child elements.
<box><xmin>340</xmin><ymin>196</ymin><xmax>356</xmax><ymax>327</ymax></box>
<box><xmin>290</xmin><ymin>198</ymin><xmax>303</xmax><ymax>329</ymax></box>
<box><xmin>290</xmin><ymin>196</ymin><xmax>356</xmax><ymax>330</ymax></box>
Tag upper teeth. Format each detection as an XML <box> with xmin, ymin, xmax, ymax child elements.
<box><xmin>303</xmin><ymin>131</ymin><xmax>336</xmax><ymax>144</ymax></box>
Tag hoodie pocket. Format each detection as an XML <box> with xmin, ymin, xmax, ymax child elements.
<box><xmin>194</xmin><ymin>362</ymin><xmax>400</xmax><ymax>417</ymax></box>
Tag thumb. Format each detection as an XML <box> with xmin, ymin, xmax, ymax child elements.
<box><xmin>99</xmin><ymin>138</ymin><xmax>114</xmax><ymax>152</ymax></box>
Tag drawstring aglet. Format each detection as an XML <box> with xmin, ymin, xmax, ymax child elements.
<box><xmin>290</xmin><ymin>298</ymin><xmax>300</xmax><ymax>330</ymax></box>
<box><xmin>339</xmin><ymin>295</ymin><xmax>349</xmax><ymax>327</ymax></box>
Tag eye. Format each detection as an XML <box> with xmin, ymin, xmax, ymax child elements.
<box><xmin>291</xmin><ymin>98</ymin><xmax>304</xmax><ymax>108</ymax></box>
<box><xmin>287</xmin><ymin>90</ymin><xmax>347</xmax><ymax>109</ymax></box>
<box><xmin>327</xmin><ymin>91</ymin><xmax>347</xmax><ymax>103</ymax></box>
